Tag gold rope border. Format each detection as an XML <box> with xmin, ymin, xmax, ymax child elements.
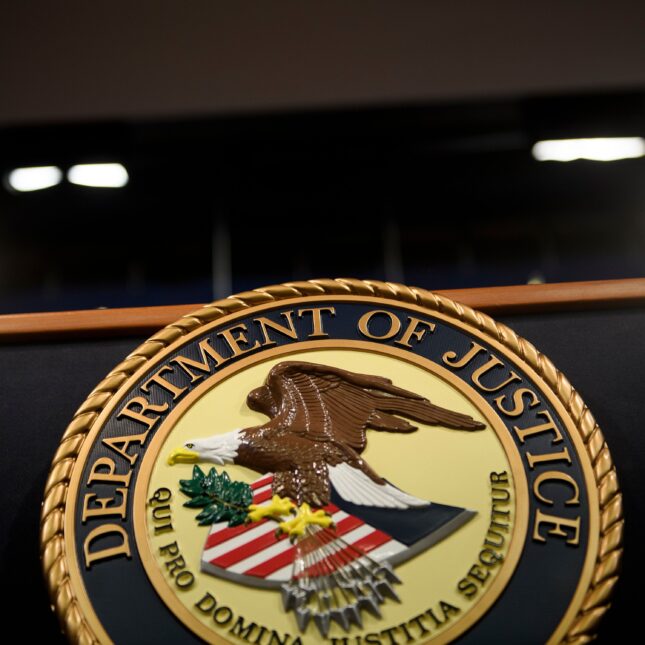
<box><xmin>40</xmin><ymin>278</ymin><xmax>623</xmax><ymax>644</ymax></box>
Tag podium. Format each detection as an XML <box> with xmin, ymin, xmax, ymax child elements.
<box><xmin>1</xmin><ymin>279</ymin><xmax>642</xmax><ymax>643</ymax></box>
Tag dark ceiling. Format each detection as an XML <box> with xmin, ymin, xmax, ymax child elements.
<box><xmin>1</xmin><ymin>90</ymin><xmax>644</xmax><ymax>314</ymax></box>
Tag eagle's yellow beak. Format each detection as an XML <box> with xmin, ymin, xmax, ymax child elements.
<box><xmin>167</xmin><ymin>446</ymin><xmax>199</xmax><ymax>466</ymax></box>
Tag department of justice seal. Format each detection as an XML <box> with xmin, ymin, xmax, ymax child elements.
<box><xmin>40</xmin><ymin>279</ymin><xmax>623</xmax><ymax>644</ymax></box>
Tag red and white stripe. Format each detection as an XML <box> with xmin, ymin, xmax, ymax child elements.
<box><xmin>200</xmin><ymin>474</ymin><xmax>406</xmax><ymax>586</ymax></box>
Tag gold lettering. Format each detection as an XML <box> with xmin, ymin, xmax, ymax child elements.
<box><xmin>87</xmin><ymin>457</ymin><xmax>132</xmax><ymax>487</ymax></box>
<box><xmin>490</xmin><ymin>471</ymin><xmax>509</xmax><ymax>484</ymax></box>
<box><xmin>394</xmin><ymin>317</ymin><xmax>436</xmax><ymax>348</ymax></box>
<box><xmin>407</xmin><ymin>614</ymin><xmax>430</xmax><ymax>636</ymax></box>
<box><xmin>142</xmin><ymin>366</ymin><xmax>187</xmax><ymax>400</ymax></box>
<box><xmin>439</xmin><ymin>601</ymin><xmax>461</xmax><ymax>618</ymax></box>
<box><xmin>479</xmin><ymin>548</ymin><xmax>502</xmax><ymax>566</ymax></box>
<box><xmin>513</xmin><ymin>410</ymin><xmax>563</xmax><ymax>444</ymax></box>
<box><xmin>152</xmin><ymin>505</ymin><xmax>171</xmax><ymax>521</ymax></box>
<box><xmin>297</xmin><ymin>307</ymin><xmax>336</xmax><ymax>338</ymax></box>
<box><xmin>379</xmin><ymin>626</ymin><xmax>400</xmax><ymax>645</ymax></box>
<box><xmin>171</xmin><ymin>338</ymin><xmax>230</xmax><ymax>383</ymax></box>
<box><xmin>471</xmin><ymin>356</ymin><xmax>521</xmax><ymax>393</ymax></box>
<box><xmin>467</xmin><ymin>564</ymin><xmax>489</xmax><ymax>583</ymax></box>
<box><xmin>491</xmin><ymin>507</ymin><xmax>510</xmax><ymax>520</ymax></box>
<box><xmin>160</xmin><ymin>541</ymin><xmax>180</xmax><ymax>557</ymax></box>
<box><xmin>195</xmin><ymin>592</ymin><xmax>216</xmax><ymax>613</ymax></box>
<box><xmin>253</xmin><ymin>626</ymin><xmax>268</xmax><ymax>645</ymax></box>
<box><xmin>165</xmin><ymin>555</ymin><xmax>186</xmax><ymax>576</ymax></box>
<box><xmin>397</xmin><ymin>621</ymin><xmax>415</xmax><ymax>643</ymax></box>
<box><xmin>117</xmin><ymin>398</ymin><xmax>168</xmax><ymax>431</ymax></box>
<box><xmin>176</xmin><ymin>570</ymin><xmax>195</xmax><ymax>588</ymax></box>
<box><xmin>219</xmin><ymin>324</ymin><xmax>260</xmax><ymax>357</ymax></box>
<box><xmin>458</xmin><ymin>578</ymin><xmax>478</xmax><ymax>598</ymax></box>
<box><xmin>485</xmin><ymin>529</ymin><xmax>505</xmax><ymax>548</ymax></box>
<box><xmin>103</xmin><ymin>431</ymin><xmax>151</xmax><ymax>466</ymax></box>
<box><xmin>83</xmin><ymin>523</ymin><xmax>131</xmax><ymax>568</ymax></box>
<box><xmin>526</xmin><ymin>447</ymin><xmax>572</xmax><ymax>469</ymax></box>
<box><xmin>494</xmin><ymin>387</ymin><xmax>540</xmax><ymax>417</ymax></box>
<box><xmin>82</xmin><ymin>488</ymin><xmax>128</xmax><ymax>522</ymax></box>
<box><xmin>214</xmin><ymin>606</ymin><xmax>234</xmax><ymax>625</ymax></box>
<box><xmin>426</xmin><ymin>607</ymin><xmax>443</xmax><ymax>627</ymax></box>
<box><xmin>533</xmin><ymin>509</ymin><xmax>581</xmax><ymax>545</ymax></box>
<box><xmin>491</xmin><ymin>487</ymin><xmax>510</xmax><ymax>502</ymax></box>
<box><xmin>533</xmin><ymin>471</ymin><xmax>580</xmax><ymax>506</ymax></box>
<box><xmin>254</xmin><ymin>311</ymin><xmax>298</xmax><ymax>346</ymax></box>
<box><xmin>358</xmin><ymin>310</ymin><xmax>401</xmax><ymax>340</ymax></box>
<box><xmin>149</xmin><ymin>487</ymin><xmax>172</xmax><ymax>505</ymax></box>
<box><xmin>442</xmin><ymin>342</ymin><xmax>485</xmax><ymax>369</ymax></box>
<box><xmin>229</xmin><ymin>616</ymin><xmax>258</xmax><ymax>641</ymax></box>
<box><xmin>154</xmin><ymin>523</ymin><xmax>173</xmax><ymax>536</ymax></box>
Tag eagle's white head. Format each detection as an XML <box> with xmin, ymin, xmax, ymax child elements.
<box><xmin>167</xmin><ymin>429</ymin><xmax>242</xmax><ymax>466</ymax></box>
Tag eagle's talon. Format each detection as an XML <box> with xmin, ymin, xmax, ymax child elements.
<box><xmin>278</xmin><ymin>502</ymin><xmax>335</xmax><ymax>540</ymax></box>
<box><xmin>247</xmin><ymin>495</ymin><xmax>296</xmax><ymax>523</ymax></box>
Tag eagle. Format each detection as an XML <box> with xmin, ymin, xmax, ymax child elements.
<box><xmin>168</xmin><ymin>361</ymin><xmax>485</xmax><ymax>509</ymax></box>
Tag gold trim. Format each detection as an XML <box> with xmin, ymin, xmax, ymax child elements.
<box><xmin>133</xmin><ymin>339</ymin><xmax>529</xmax><ymax>644</ymax></box>
<box><xmin>40</xmin><ymin>278</ymin><xmax>623</xmax><ymax>644</ymax></box>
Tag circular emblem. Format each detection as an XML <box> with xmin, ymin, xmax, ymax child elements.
<box><xmin>41</xmin><ymin>279</ymin><xmax>623</xmax><ymax>644</ymax></box>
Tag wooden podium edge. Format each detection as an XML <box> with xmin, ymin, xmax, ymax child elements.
<box><xmin>1</xmin><ymin>278</ymin><xmax>644</xmax><ymax>342</ymax></box>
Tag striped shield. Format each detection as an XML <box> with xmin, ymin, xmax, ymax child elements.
<box><xmin>200</xmin><ymin>474</ymin><xmax>474</xmax><ymax>589</ymax></box>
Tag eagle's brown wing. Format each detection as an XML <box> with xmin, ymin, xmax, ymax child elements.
<box><xmin>255</xmin><ymin>360</ymin><xmax>484</xmax><ymax>453</ymax></box>
<box><xmin>244</xmin><ymin>361</ymin><xmax>484</xmax><ymax>507</ymax></box>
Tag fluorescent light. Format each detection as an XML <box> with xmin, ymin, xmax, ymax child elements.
<box><xmin>68</xmin><ymin>163</ymin><xmax>129</xmax><ymax>187</ymax></box>
<box><xmin>6</xmin><ymin>166</ymin><xmax>63</xmax><ymax>192</ymax></box>
<box><xmin>532</xmin><ymin>137</ymin><xmax>645</xmax><ymax>162</ymax></box>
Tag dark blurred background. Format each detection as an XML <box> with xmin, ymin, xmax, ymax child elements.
<box><xmin>1</xmin><ymin>1</ymin><xmax>644</xmax><ymax>314</ymax></box>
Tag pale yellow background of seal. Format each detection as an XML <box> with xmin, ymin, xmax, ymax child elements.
<box><xmin>144</xmin><ymin>348</ymin><xmax>515</xmax><ymax>642</ymax></box>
